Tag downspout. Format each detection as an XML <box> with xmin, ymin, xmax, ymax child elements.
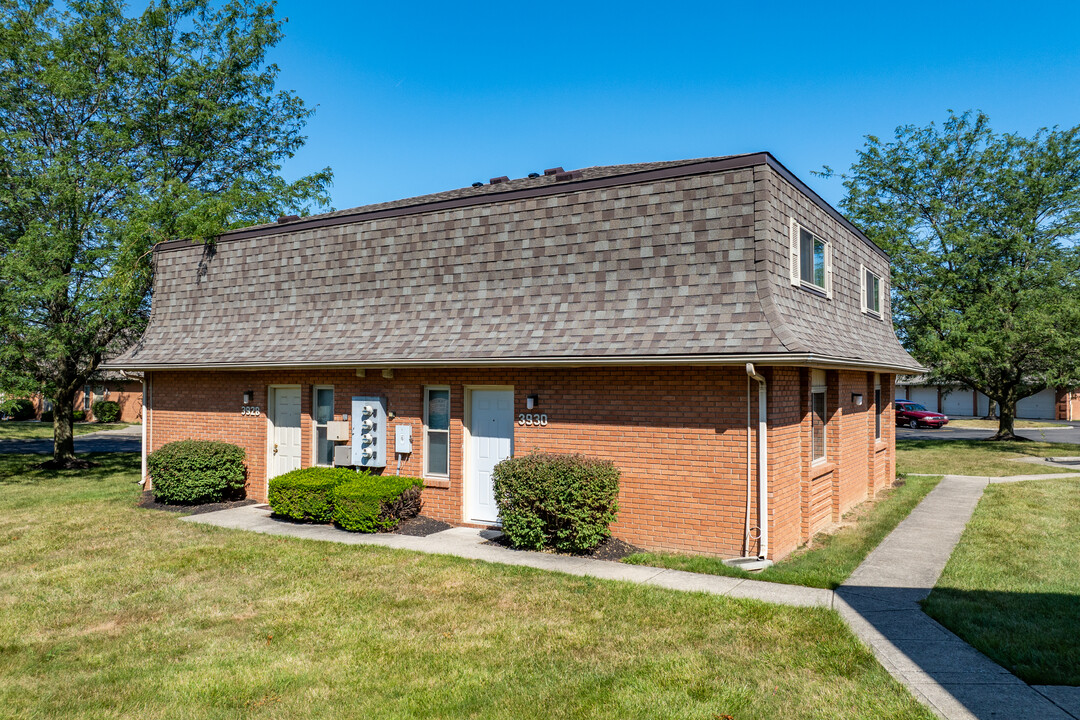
<box><xmin>727</xmin><ymin>363</ymin><xmax>772</xmax><ymax>570</ymax></box>
<box><xmin>120</xmin><ymin>370</ymin><xmax>149</xmax><ymax>487</ymax></box>
<box><xmin>746</xmin><ymin>363</ymin><xmax>769</xmax><ymax>561</ymax></box>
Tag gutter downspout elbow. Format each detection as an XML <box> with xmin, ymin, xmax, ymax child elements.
<box><xmin>745</xmin><ymin>363</ymin><xmax>768</xmax><ymax>560</ymax></box>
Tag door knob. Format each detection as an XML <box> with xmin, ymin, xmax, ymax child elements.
<box><xmin>273</xmin><ymin>443</ymin><xmax>278</xmax><ymax>454</ymax></box>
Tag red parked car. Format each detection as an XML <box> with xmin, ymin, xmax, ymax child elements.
<box><xmin>894</xmin><ymin>400</ymin><xmax>949</xmax><ymax>429</ymax></box>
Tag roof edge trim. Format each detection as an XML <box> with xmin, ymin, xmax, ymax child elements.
<box><xmin>103</xmin><ymin>352</ymin><xmax>925</xmax><ymax>374</ymax></box>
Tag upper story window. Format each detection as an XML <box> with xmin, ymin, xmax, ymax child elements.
<box><xmin>862</xmin><ymin>265</ymin><xmax>882</xmax><ymax>316</ymax></box>
<box><xmin>789</xmin><ymin>218</ymin><xmax>832</xmax><ymax>298</ymax></box>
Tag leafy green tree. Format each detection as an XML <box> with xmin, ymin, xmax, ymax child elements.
<box><xmin>0</xmin><ymin>0</ymin><xmax>332</xmax><ymax>466</ymax></box>
<box><xmin>834</xmin><ymin>111</ymin><xmax>1080</xmax><ymax>439</ymax></box>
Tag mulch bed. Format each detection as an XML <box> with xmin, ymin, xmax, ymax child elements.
<box><xmin>138</xmin><ymin>490</ymin><xmax>257</xmax><ymax>515</ymax></box>
<box><xmin>391</xmin><ymin>515</ymin><xmax>454</xmax><ymax>537</ymax></box>
<box><xmin>484</xmin><ymin>534</ymin><xmax>643</xmax><ymax>561</ymax></box>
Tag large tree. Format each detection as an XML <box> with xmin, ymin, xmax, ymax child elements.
<box><xmin>834</xmin><ymin>111</ymin><xmax>1080</xmax><ymax>439</ymax></box>
<box><xmin>0</xmin><ymin>0</ymin><xmax>332</xmax><ymax>466</ymax></box>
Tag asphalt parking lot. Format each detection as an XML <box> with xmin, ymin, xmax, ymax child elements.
<box><xmin>897</xmin><ymin>418</ymin><xmax>1080</xmax><ymax>443</ymax></box>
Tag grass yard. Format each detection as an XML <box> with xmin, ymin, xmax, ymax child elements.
<box><xmin>0</xmin><ymin>453</ymin><xmax>933</xmax><ymax>720</ymax></box>
<box><xmin>623</xmin><ymin>475</ymin><xmax>941</xmax><ymax>589</ymax></box>
<box><xmin>0</xmin><ymin>421</ymin><xmax>133</xmax><ymax>441</ymax></box>
<box><xmin>945</xmin><ymin>418</ymin><xmax>1068</xmax><ymax>430</ymax></box>
<box><xmin>921</xmin><ymin>477</ymin><xmax>1080</xmax><ymax>685</ymax></box>
<box><xmin>896</xmin><ymin>438</ymin><xmax>1080</xmax><ymax>476</ymax></box>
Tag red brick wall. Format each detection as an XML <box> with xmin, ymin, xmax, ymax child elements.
<box><xmin>75</xmin><ymin>381</ymin><xmax>143</xmax><ymax>423</ymax></box>
<box><xmin>146</xmin><ymin>364</ymin><xmax>897</xmax><ymax>560</ymax></box>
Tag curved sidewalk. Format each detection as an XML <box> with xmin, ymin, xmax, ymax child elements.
<box><xmin>184</xmin><ymin>471</ymin><xmax>1080</xmax><ymax>720</ymax></box>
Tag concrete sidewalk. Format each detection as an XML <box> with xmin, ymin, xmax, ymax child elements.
<box><xmin>184</xmin><ymin>472</ymin><xmax>1080</xmax><ymax>720</ymax></box>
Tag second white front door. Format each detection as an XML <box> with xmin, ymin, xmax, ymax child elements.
<box><xmin>468</xmin><ymin>389</ymin><xmax>514</xmax><ymax>524</ymax></box>
<box><xmin>272</xmin><ymin>387</ymin><xmax>302</xmax><ymax>478</ymax></box>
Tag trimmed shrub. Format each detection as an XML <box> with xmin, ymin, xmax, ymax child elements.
<box><xmin>269</xmin><ymin>467</ymin><xmax>359</xmax><ymax>522</ymax></box>
<box><xmin>92</xmin><ymin>400</ymin><xmax>121</xmax><ymax>423</ymax></box>
<box><xmin>331</xmin><ymin>475</ymin><xmax>424</xmax><ymax>533</ymax></box>
<box><xmin>492</xmin><ymin>452</ymin><xmax>620</xmax><ymax>553</ymax></box>
<box><xmin>148</xmin><ymin>440</ymin><xmax>246</xmax><ymax>504</ymax></box>
<box><xmin>73</xmin><ymin>410</ymin><xmax>86</xmax><ymax>422</ymax></box>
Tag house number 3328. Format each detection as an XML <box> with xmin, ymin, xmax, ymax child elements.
<box><xmin>518</xmin><ymin>413</ymin><xmax>547</xmax><ymax>427</ymax></box>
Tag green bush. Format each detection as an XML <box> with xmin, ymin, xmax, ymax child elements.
<box><xmin>92</xmin><ymin>399</ymin><xmax>121</xmax><ymax>423</ymax></box>
<box><xmin>493</xmin><ymin>452</ymin><xmax>620</xmax><ymax>553</ymax></box>
<box><xmin>40</xmin><ymin>410</ymin><xmax>53</xmax><ymax>422</ymax></box>
<box><xmin>269</xmin><ymin>467</ymin><xmax>360</xmax><ymax>522</ymax></box>
<box><xmin>147</xmin><ymin>440</ymin><xmax>246</xmax><ymax>504</ymax></box>
<box><xmin>73</xmin><ymin>410</ymin><xmax>86</xmax><ymax>422</ymax></box>
<box><xmin>3</xmin><ymin>398</ymin><xmax>35</xmax><ymax>421</ymax></box>
<box><xmin>331</xmin><ymin>474</ymin><xmax>423</xmax><ymax>533</ymax></box>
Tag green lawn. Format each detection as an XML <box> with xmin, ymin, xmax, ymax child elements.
<box><xmin>0</xmin><ymin>421</ymin><xmax>134</xmax><ymax>441</ymax></box>
<box><xmin>922</xmin><ymin>477</ymin><xmax>1080</xmax><ymax>685</ymax></box>
<box><xmin>0</xmin><ymin>454</ymin><xmax>932</xmax><ymax>720</ymax></box>
<box><xmin>896</xmin><ymin>438</ymin><xmax>1080</xmax><ymax>476</ymax></box>
<box><xmin>623</xmin><ymin>475</ymin><xmax>942</xmax><ymax>589</ymax></box>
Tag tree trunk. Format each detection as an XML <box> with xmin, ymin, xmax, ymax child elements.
<box><xmin>991</xmin><ymin>399</ymin><xmax>1021</xmax><ymax>441</ymax></box>
<box><xmin>52</xmin><ymin>389</ymin><xmax>77</xmax><ymax>464</ymax></box>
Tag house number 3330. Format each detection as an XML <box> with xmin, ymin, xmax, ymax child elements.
<box><xmin>518</xmin><ymin>413</ymin><xmax>548</xmax><ymax>426</ymax></box>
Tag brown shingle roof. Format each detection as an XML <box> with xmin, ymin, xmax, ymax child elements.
<box><xmin>109</xmin><ymin>153</ymin><xmax>920</xmax><ymax>372</ymax></box>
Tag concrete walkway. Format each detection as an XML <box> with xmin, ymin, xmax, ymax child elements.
<box><xmin>184</xmin><ymin>472</ymin><xmax>1080</xmax><ymax>720</ymax></box>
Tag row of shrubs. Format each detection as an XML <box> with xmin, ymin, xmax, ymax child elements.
<box><xmin>145</xmin><ymin>438</ymin><xmax>620</xmax><ymax>554</ymax></box>
<box><xmin>269</xmin><ymin>467</ymin><xmax>423</xmax><ymax>533</ymax></box>
<box><xmin>1</xmin><ymin>399</ymin><xmax>119</xmax><ymax>423</ymax></box>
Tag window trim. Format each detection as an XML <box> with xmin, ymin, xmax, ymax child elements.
<box><xmin>811</xmin><ymin>381</ymin><xmax>827</xmax><ymax>464</ymax></box>
<box><xmin>423</xmin><ymin>386</ymin><xmax>451</xmax><ymax>479</ymax></box>
<box><xmin>861</xmin><ymin>264</ymin><xmax>883</xmax><ymax>317</ymax></box>
<box><xmin>789</xmin><ymin>217</ymin><xmax>832</xmax><ymax>299</ymax></box>
<box><xmin>312</xmin><ymin>385</ymin><xmax>335</xmax><ymax>467</ymax></box>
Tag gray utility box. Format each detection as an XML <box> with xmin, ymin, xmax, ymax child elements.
<box><xmin>333</xmin><ymin>445</ymin><xmax>353</xmax><ymax>467</ymax></box>
<box><xmin>351</xmin><ymin>396</ymin><xmax>387</xmax><ymax>468</ymax></box>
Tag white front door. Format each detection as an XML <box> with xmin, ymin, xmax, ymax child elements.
<box><xmin>468</xmin><ymin>389</ymin><xmax>514</xmax><ymax>524</ymax></box>
<box><xmin>271</xmin><ymin>387</ymin><xmax>302</xmax><ymax>478</ymax></box>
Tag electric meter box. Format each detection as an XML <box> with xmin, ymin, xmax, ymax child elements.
<box><xmin>395</xmin><ymin>424</ymin><xmax>413</xmax><ymax>454</ymax></box>
<box><xmin>326</xmin><ymin>420</ymin><xmax>350</xmax><ymax>442</ymax></box>
<box><xmin>351</xmin><ymin>396</ymin><xmax>387</xmax><ymax>468</ymax></box>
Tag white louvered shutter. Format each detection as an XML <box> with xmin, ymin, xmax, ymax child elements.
<box><xmin>789</xmin><ymin>217</ymin><xmax>800</xmax><ymax>286</ymax></box>
<box><xmin>859</xmin><ymin>264</ymin><xmax>866</xmax><ymax>311</ymax></box>
<box><xmin>825</xmin><ymin>242</ymin><xmax>834</xmax><ymax>299</ymax></box>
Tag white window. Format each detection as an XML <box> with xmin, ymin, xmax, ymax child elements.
<box><xmin>811</xmin><ymin>369</ymin><xmax>827</xmax><ymax>462</ymax></box>
<box><xmin>789</xmin><ymin>218</ymin><xmax>832</xmax><ymax>298</ymax></box>
<box><xmin>313</xmin><ymin>386</ymin><xmax>334</xmax><ymax>466</ymax></box>
<box><xmin>83</xmin><ymin>386</ymin><xmax>91</xmax><ymax>411</ymax></box>
<box><xmin>424</xmin><ymin>387</ymin><xmax>450</xmax><ymax>477</ymax></box>
<box><xmin>861</xmin><ymin>265</ymin><xmax>882</xmax><ymax>316</ymax></box>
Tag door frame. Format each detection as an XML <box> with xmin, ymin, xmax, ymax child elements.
<box><xmin>462</xmin><ymin>385</ymin><xmax>514</xmax><ymax>524</ymax></box>
<box><xmin>266</xmin><ymin>384</ymin><xmax>303</xmax><ymax>481</ymax></box>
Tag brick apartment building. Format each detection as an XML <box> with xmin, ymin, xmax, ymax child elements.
<box><xmin>106</xmin><ymin>153</ymin><xmax>921</xmax><ymax>561</ymax></box>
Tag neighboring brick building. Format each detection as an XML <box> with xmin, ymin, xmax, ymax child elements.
<box><xmin>106</xmin><ymin>153</ymin><xmax>920</xmax><ymax>561</ymax></box>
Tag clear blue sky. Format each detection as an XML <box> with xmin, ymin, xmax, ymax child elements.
<box><xmin>268</xmin><ymin>0</ymin><xmax>1080</xmax><ymax>211</ymax></box>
